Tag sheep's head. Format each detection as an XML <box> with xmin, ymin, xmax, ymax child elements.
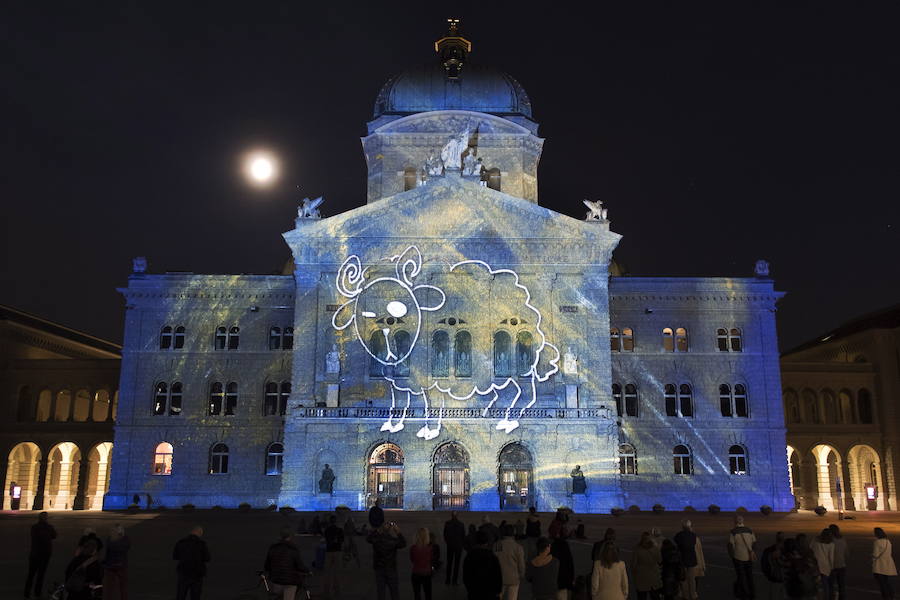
<box><xmin>332</xmin><ymin>246</ymin><xmax>445</xmax><ymax>366</ymax></box>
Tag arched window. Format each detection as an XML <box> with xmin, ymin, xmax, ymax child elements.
<box><xmin>784</xmin><ymin>389</ymin><xmax>800</xmax><ymax>423</ymax></box>
<box><xmin>170</xmin><ymin>382</ymin><xmax>183</xmax><ymax>415</ymax></box>
<box><xmin>720</xmin><ymin>384</ymin><xmax>733</xmax><ymax>417</ymax></box>
<box><xmin>269</xmin><ymin>326</ymin><xmax>281</xmax><ymax>350</ymax></box>
<box><xmin>227</xmin><ymin>326</ymin><xmax>240</xmax><ymax>350</ymax></box>
<box><xmin>279</xmin><ymin>382</ymin><xmax>290</xmax><ymax>416</ymax></box>
<box><xmin>516</xmin><ymin>331</ymin><xmax>534</xmax><ymax>375</ymax></box>
<box><xmin>662</xmin><ymin>328</ymin><xmax>674</xmax><ymax>352</ymax></box>
<box><xmin>716</xmin><ymin>328</ymin><xmax>728</xmax><ymax>352</ymax></box>
<box><xmin>266</xmin><ymin>442</ymin><xmax>284</xmax><ymax>475</ymax></box>
<box><xmin>73</xmin><ymin>389</ymin><xmax>91</xmax><ymax>422</ymax></box>
<box><xmin>619</xmin><ymin>444</ymin><xmax>637</xmax><ymax>475</ymax></box>
<box><xmin>174</xmin><ymin>326</ymin><xmax>186</xmax><ymax>349</ymax></box>
<box><xmin>91</xmin><ymin>389</ymin><xmax>110</xmax><ymax>422</ymax></box>
<box><xmin>612</xmin><ymin>383</ymin><xmax>623</xmax><ymax>417</ymax></box>
<box><xmin>729</xmin><ymin>445</ymin><xmax>748</xmax><ymax>475</ymax></box>
<box><xmin>664</xmin><ymin>384</ymin><xmax>677</xmax><ymax>416</ymax></box>
<box><xmin>393</xmin><ymin>331</ymin><xmax>411</xmax><ymax>377</ymax></box>
<box><xmin>432</xmin><ymin>331</ymin><xmax>450</xmax><ymax>377</ymax></box>
<box><xmin>264</xmin><ymin>382</ymin><xmax>279</xmax><ymax>416</ymax></box>
<box><xmin>678</xmin><ymin>384</ymin><xmax>693</xmax><ymax>417</ymax></box>
<box><xmin>622</xmin><ymin>328</ymin><xmax>634</xmax><ymax>352</ymax></box>
<box><xmin>729</xmin><ymin>328</ymin><xmax>743</xmax><ymax>352</ymax></box>
<box><xmin>624</xmin><ymin>384</ymin><xmax>639</xmax><ymax>417</ymax></box>
<box><xmin>610</xmin><ymin>328</ymin><xmax>621</xmax><ymax>352</ymax></box>
<box><xmin>839</xmin><ymin>390</ymin><xmax>856</xmax><ymax>424</ymax></box>
<box><xmin>822</xmin><ymin>389</ymin><xmax>838</xmax><ymax>424</ymax></box>
<box><xmin>36</xmin><ymin>389</ymin><xmax>52</xmax><ymax>422</ymax></box>
<box><xmin>734</xmin><ymin>384</ymin><xmax>748</xmax><ymax>418</ymax></box>
<box><xmin>155</xmin><ymin>382</ymin><xmax>173</xmax><ymax>415</ymax></box>
<box><xmin>673</xmin><ymin>445</ymin><xmax>692</xmax><ymax>475</ymax></box>
<box><xmin>209</xmin><ymin>443</ymin><xmax>229</xmax><ymax>474</ymax></box>
<box><xmin>54</xmin><ymin>389</ymin><xmax>71</xmax><ymax>421</ymax></box>
<box><xmin>494</xmin><ymin>331</ymin><xmax>512</xmax><ymax>377</ymax></box>
<box><xmin>802</xmin><ymin>389</ymin><xmax>819</xmax><ymax>423</ymax></box>
<box><xmin>225</xmin><ymin>382</ymin><xmax>238</xmax><ymax>415</ymax></box>
<box><xmin>209</xmin><ymin>382</ymin><xmax>224</xmax><ymax>415</ymax></box>
<box><xmin>675</xmin><ymin>328</ymin><xmax>688</xmax><ymax>352</ymax></box>
<box><xmin>369</xmin><ymin>331</ymin><xmax>387</xmax><ymax>377</ymax></box>
<box><xmin>858</xmin><ymin>389</ymin><xmax>873</xmax><ymax>424</ymax></box>
<box><xmin>283</xmin><ymin>327</ymin><xmax>294</xmax><ymax>350</ymax></box>
<box><xmin>160</xmin><ymin>326</ymin><xmax>173</xmax><ymax>349</ymax></box>
<box><xmin>153</xmin><ymin>442</ymin><xmax>173</xmax><ymax>475</ymax></box>
<box><xmin>455</xmin><ymin>331</ymin><xmax>472</xmax><ymax>377</ymax></box>
<box><xmin>215</xmin><ymin>326</ymin><xmax>227</xmax><ymax>350</ymax></box>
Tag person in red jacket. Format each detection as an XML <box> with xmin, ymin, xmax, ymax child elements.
<box><xmin>410</xmin><ymin>528</ymin><xmax>435</xmax><ymax>600</ymax></box>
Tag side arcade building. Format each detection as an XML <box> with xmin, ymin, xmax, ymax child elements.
<box><xmin>105</xmin><ymin>28</ymin><xmax>793</xmax><ymax>513</ymax></box>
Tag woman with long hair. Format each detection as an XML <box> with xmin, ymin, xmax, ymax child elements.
<box><xmin>410</xmin><ymin>527</ymin><xmax>434</xmax><ymax>600</ymax></box>
<box><xmin>873</xmin><ymin>527</ymin><xmax>897</xmax><ymax>599</ymax></box>
<box><xmin>632</xmin><ymin>531</ymin><xmax>662</xmax><ymax>600</ymax></box>
<box><xmin>591</xmin><ymin>542</ymin><xmax>628</xmax><ymax>600</ymax></box>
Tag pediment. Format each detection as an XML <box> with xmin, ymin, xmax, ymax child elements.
<box><xmin>284</xmin><ymin>174</ymin><xmax>621</xmax><ymax>265</ymax></box>
<box><xmin>372</xmin><ymin>110</ymin><xmax>531</xmax><ymax>136</ymax></box>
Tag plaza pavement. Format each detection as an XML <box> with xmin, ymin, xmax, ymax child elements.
<box><xmin>1</xmin><ymin>509</ymin><xmax>897</xmax><ymax>599</ymax></box>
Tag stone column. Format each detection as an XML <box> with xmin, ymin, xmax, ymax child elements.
<box><xmin>32</xmin><ymin>457</ymin><xmax>48</xmax><ymax>510</ymax></box>
<box><xmin>817</xmin><ymin>462</ymin><xmax>835</xmax><ymax>511</ymax></box>
<box><xmin>72</xmin><ymin>458</ymin><xmax>89</xmax><ymax>510</ymax></box>
<box><xmin>93</xmin><ymin>459</ymin><xmax>109</xmax><ymax>510</ymax></box>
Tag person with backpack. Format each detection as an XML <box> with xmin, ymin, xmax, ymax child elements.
<box><xmin>728</xmin><ymin>515</ymin><xmax>757</xmax><ymax>600</ymax></box>
<box><xmin>64</xmin><ymin>539</ymin><xmax>103</xmax><ymax>600</ymax></box>
<box><xmin>760</xmin><ymin>532</ymin><xmax>786</xmax><ymax>600</ymax></box>
<box><xmin>782</xmin><ymin>538</ymin><xmax>817</xmax><ymax>600</ymax></box>
<box><xmin>873</xmin><ymin>527</ymin><xmax>897</xmax><ymax>599</ymax></box>
<box><xmin>828</xmin><ymin>525</ymin><xmax>848</xmax><ymax>600</ymax></box>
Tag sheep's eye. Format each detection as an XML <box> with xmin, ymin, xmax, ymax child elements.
<box><xmin>386</xmin><ymin>301</ymin><xmax>408</xmax><ymax>318</ymax></box>
<box><xmin>361</xmin><ymin>311</ymin><xmax>376</xmax><ymax>318</ymax></box>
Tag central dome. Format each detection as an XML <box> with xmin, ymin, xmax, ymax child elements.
<box><xmin>373</xmin><ymin>61</ymin><xmax>533</xmax><ymax>119</ymax></box>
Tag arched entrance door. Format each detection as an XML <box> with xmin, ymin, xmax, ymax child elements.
<box><xmin>433</xmin><ymin>442</ymin><xmax>470</xmax><ymax>509</ymax></box>
<box><xmin>47</xmin><ymin>442</ymin><xmax>81</xmax><ymax>510</ymax></box>
<box><xmin>369</xmin><ymin>443</ymin><xmax>404</xmax><ymax>509</ymax></box>
<box><xmin>498</xmin><ymin>442</ymin><xmax>533</xmax><ymax>510</ymax></box>
<box><xmin>4</xmin><ymin>442</ymin><xmax>41</xmax><ymax>510</ymax></box>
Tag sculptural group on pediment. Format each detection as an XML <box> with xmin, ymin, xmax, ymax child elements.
<box><xmin>583</xmin><ymin>199</ymin><xmax>608</xmax><ymax>221</ymax></box>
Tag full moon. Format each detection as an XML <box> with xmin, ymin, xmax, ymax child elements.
<box><xmin>250</xmin><ymin>157</ymin><xmax>274</xmax><ymax>182</ymax></box>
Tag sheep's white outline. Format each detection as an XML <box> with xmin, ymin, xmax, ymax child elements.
<box><xmin>333</xmin><ymin>246</ymin><xmax>559</xmax><ymax>439</ymax></box>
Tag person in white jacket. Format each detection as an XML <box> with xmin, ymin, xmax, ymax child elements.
<box><xmin>591</xmin><ymin>543</ymin><xmax>628</xmax><ymax>600</ymax></box>
<box><xmin>494</xmin><ymin>525</ymin><xmax>526</xmax><ymax>600</ymax></box>
<box><xmin>810</xmin><ymin>528</ymin><xmax>835</xmax><ymax>599</ymax></box>
<box><xmin>873</xmin><ymin>527</ymin><xmax>897</xmax><ymax>599</ymax></box>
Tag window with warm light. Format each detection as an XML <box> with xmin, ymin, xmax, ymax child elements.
<box><xmin>153</xmin><ymin>442</ymin><xmax>173</xmax><ymax>475</ymax></box>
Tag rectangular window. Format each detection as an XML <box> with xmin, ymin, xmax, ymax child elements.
<box><xmin>619</xmin><ymin>455</ymin><xmax>636</xmax><ymax>475</ymax></box>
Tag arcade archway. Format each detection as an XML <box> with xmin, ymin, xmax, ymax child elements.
<box><xmin>4</xmin><ymin>442</ymin><xmax>41</xmax><ymax>510</ymax></box>
<box><xmin>433</xmin><ymin>442</ymin><xmax>470</xmax><ymax>509</ymax></box>
<box><xmin>85</xmin><ymin>442</ymin><xmax>113</xmax><ymax>510</ymax></box>
<box><xmin>368</xmin><ymin>443</ymin><xmax>404</xmax><ymax>509</ymax></box>
<box><xmin>46</xmin><ymin>442</ymin><xmax>81</xmax><ymax>510</ymax></box>
<box><xmin>499</xmin><ymin>442</ymin><xmax>533</xmax><ymax>510</ymax></box>
<box><xmin>847</xmin><ymin>444</ymin><xmax>885</xmax><ymax>511</ymax></box>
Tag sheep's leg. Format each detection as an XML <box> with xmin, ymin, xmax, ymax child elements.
<box><xmin>417</xmin><ymin>389</ymin><xmax>433</xmax><ymax>439</ymax></box>
<box><xmin>514</xmin><ymin>376</ymin><xmax>539</xmax><ymax>421</ymax></box>
<box><xmin>390</xmin><ymin>390</ymin><xmax>410</xmax><ymax>433</ymax></box>
<box><xmin>482</xmin><ymin>390</ymin><xmax>499</xmax><ymax>418</ymax></box>
<box><xmin>496</xmin><ymin>379</ymin><xmax>523</xmax><ymax>434</ymax></box>
<box><xmin>380</xmin><ymin>387</ymin><xmax>398</xmax><ymax>431</ymax></box>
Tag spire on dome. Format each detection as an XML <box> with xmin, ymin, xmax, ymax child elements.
<box><xmin>434</xmin><ymin>18</ymin><xmax>472</xmax><ymax>79</ymax></box>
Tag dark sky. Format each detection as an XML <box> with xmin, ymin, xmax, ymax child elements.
<box><xmin>2</xmin><ymin>3</ymin><xmax>898</xmax><ymax>351</ymax></box>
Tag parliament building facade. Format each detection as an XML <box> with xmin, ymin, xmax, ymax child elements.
<box><xmin>105</xmin><ymin>29</ymin><xmax>794</xmax><ymax>513</ymax></box>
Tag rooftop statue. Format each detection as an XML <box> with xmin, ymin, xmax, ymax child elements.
<box><xmin>583</xmin><ymin>199</ymin><xmax>608</xmax><ymax>221</ymax></box>
<box><xmin>425</xmin><ymin>153</ymin><xmax>443</xmax><ymax>177</ymax></box>
<box><xmin>755</xmin><ymin>259</ymin><xmax>770</xmax><ymax>278</ymax></box>
<box><xmin>298</xmin><ymin>196</ymin><xmax>324</xmax><ymax>219</ymax></box>
<box><xmin>441</xmin><ymin>128</ymin><xmax>470</xmax><ymax>170</ymax></box>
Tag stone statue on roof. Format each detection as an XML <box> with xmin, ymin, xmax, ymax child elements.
<box><xmin>441</xmin><ymin>128</ymin><xmax>470</xmax><ymax>170</ymax></box>
<box><xmin>583</xmin><ymin>199</ymin><xmax>608</xmax><ymax>221</ymax></box>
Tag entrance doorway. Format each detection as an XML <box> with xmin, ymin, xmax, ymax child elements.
<box><xmin>369</xmin><ymin>443</ymin><xmax>404</xmax><ymax>509</ymax></box>
<box><xmin>433</xmin><ymin>442</ymin><xmax>469</xmax><ymax>509</ymax></box>
<box><xmin>498</xmin><ymin>442</ymin><xmax>533</xmax><ymax>510</ymax></box>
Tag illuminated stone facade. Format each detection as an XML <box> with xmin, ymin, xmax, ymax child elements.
<box><xmin>105</xmin><ymin>31</ymin><xmax>794</xmax><ymax>512</ymax></box>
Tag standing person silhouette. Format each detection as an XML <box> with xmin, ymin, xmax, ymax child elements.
<box><xmin>24</xmin><ymin>511</ymin><xmax>56</xmax><ymax>599</ymax></box>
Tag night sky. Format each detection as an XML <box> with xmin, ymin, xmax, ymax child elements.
<box><xmin>2</xmin><ymin>4</ymin><xmax>898</xmax><ymax>351</ymax></box>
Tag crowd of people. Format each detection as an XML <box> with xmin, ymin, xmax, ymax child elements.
<box><xmin>20</xmin><ymin>507</ymin><xmax>900</xmax><ymax>600</ymax></box>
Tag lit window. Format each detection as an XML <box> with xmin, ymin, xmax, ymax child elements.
<box><xmin>215</xmin><ymin>327</ymin><xmax>227</xmax><ymax>350</ymax></box>
<box><xmin>619</xmin><ymin>444</ymin><xmax>637</xmax><ymax>475</ymax></box>
<box><xmin>610</xmin><ymin>328</ymin><xmax>621</xmax><ymax>352</ymax></box>
<box><xmin>209</xmin><ymin>382</ymin><xmax>224</xmax><ymax>415</ymax></box>
<box><xmin>269</xmin><ymin>327</ymin><xmax>281</xmax><ymax>350</ymax></box>
<box><xmin>153</xmin><ymin>442</ymin><xmax>173</xmax><ymax>475</ymax></box>
<box><xmin>266</xmin><ymin>442</ymin><xmax>284</xmax><ymax>475</ymax></box>
<box><xmin>729</xmin><ymin>445</ymin><xmax>747</xmax><ymax>475</ymax></box>
<box><xmin>432</xmin><ymin>330</ymin><xmax>450</xmax><ymax>377</ymax></box>
<box><xmin>673</xmin><ymin>445</ymin><xmax>692</xmax><ymax>475</ymax></box>
<box><xmin>624</xmin><ymin>384</ymin><xmax>639</xmax><ymax>417</ymax></box>
<box><xmin>494</xmin><ymin>331</ymin><xmax>512</xmax><ymax>377</ymax></box>
<box><xmin>622</xmin><ymin>328</ymin><xmax>634</xmax><ymax>352</ymax></box>
<box><xmin>225</xmin><ymin>382</ymin><xmax>238</xmax><ymax>416</ymax></box>
<box><xmin>227</xmin><ymin>327</ymin><xmax>240</xmax><ymax>350</ymax></box>
<box><xmin>174</xmin><ymin>326</ymin><xmax>185</xmax><ymax>349</ymax></box>
<box><xmin>662</xmin><ymin>328</ymin><xmax>674</xmax><ymax>352</ymax></box>
<box><xmin>675</xmin><ymin>328</ymin><xmax>688</xmax><ymax>352</ymax></box>
<box><xmin>159</xmin><ymin>326</ymin><xmax>173</xmax><ymax>350</ymax></box>
<box><xmin>612</xmin><ymin>383</ymin><xmax>622</xmax><ymax>417</ymax></box>
<box><xmin>455</xmin><ymin>331</ymin><xmax>472</xmax><ymax>377</ymax></box>
<box><xmin>209</xmin><ymin>443</ymin><xmax>229</xmax><ymax>474</ymax></box>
